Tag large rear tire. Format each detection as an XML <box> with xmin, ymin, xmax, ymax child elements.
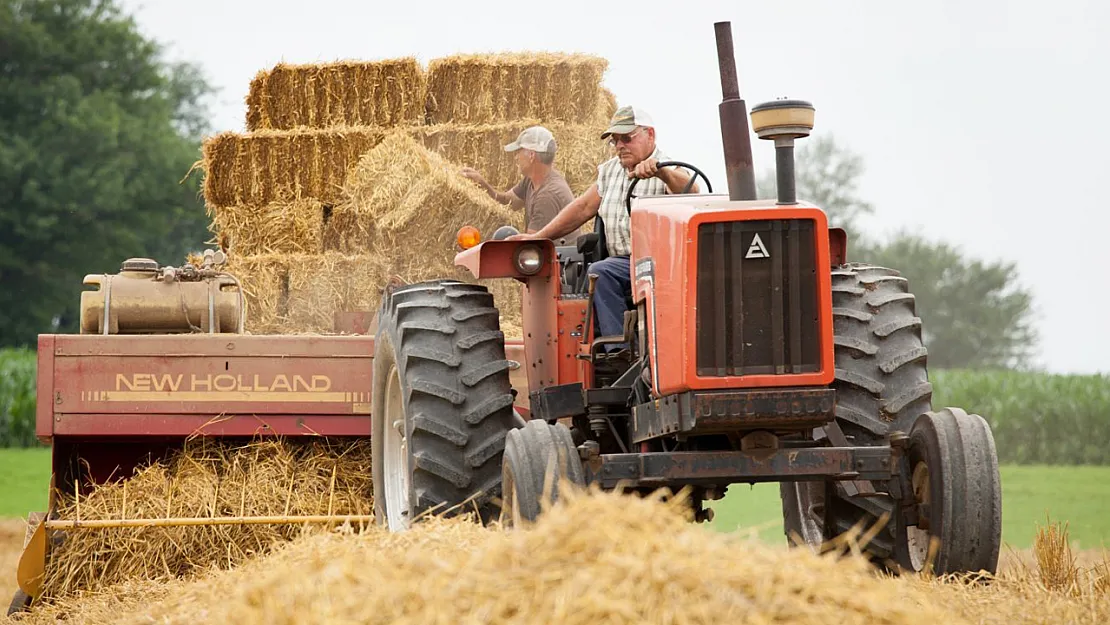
<box><xmin>896</xmin><ymin>407</ymin><xmax>1002</xmax><ymax>574</ymax></box>
<box><xmin>781</xmin><ymin>263</ymin><xmax>933</xmax><ymax>562</ymax></box>
<box><xmin>501</xmin><ymin>420</ymin><xmax>585</xmax><ymax>526</ymax></box>
<box><xmin>371</xmin><ymin>281</ymin><xmax>517</xmax><ymax>530</ymax></box>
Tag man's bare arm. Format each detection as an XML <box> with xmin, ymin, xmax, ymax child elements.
<box><xmin>529</xmin><ymin>184</ymin><xmax>602</xmax><ymax>240</ymax></box>
<box><xmin>461</xmin><ymin>167</ymin><xmax>524</xmax><ymax>208</ymax></box>
<box><xmin>496</xmin><ymin>188</ymin><xmax>525</xmax><ymax>209</ymax></box>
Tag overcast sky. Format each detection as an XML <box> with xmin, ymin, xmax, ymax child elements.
<box><xmin>119</xmin><ymin>0</ymin><xmax>1109</xmax><ymax>375</ymax></box>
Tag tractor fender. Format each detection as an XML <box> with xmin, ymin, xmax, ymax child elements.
<box><xmin>454</xmin><ymin>239</ymin><xmax>556</xmax><ymax>281</ymax></box>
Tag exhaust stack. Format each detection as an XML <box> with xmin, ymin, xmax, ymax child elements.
<box><xmin>713</xmin><ymin>21</ymin><xmax>757</xmax><ymax>201</ymax></box>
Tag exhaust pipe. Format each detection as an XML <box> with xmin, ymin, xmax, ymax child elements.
<box><xmin>714</xmin><ymin>21</ymin><xmax>757</xmax><ymax>201</ymax></box>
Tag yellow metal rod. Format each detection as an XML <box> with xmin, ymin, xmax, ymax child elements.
<box><xmin>44</xmin><ymin>514</ymin><xmax>377</xmax><ymax>530</ymax></box>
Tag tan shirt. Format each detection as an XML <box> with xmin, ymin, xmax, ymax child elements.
<box><xmin>512</xmin><ymin>169</ymin><xmax>580</xmax><ymax>244</ymax></box>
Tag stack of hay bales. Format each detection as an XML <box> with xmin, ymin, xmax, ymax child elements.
<box><xmin>201</xmin><ymin>54</ymin><xmax>616</xmax><ymax>336</ymax></box>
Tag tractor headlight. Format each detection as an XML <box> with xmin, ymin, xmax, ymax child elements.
<box><xmin>514</xmin><ymin>244</ymin><xmax>544</xmax><ymax>275</ymax></box>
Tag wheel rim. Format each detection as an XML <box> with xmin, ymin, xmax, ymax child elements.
<box><xmin>381</xmin><ymin>364</ymin><xmax>411</xmax><ymax>531</ymax></box>
<box><xmin>907</xmin><ymin>460</ymin><xmax>931</xmax><ymax>571</ymax></box>
<box><xmin>786</xmin><ymin>481</ymin><xmax>827</xmax><ymax>549</ymax></box>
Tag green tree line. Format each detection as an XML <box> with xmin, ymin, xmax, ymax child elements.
<box><xmin>0</xmin><ymin>0</ymin><xmax>213</xmax><ymax>346</ymax></box>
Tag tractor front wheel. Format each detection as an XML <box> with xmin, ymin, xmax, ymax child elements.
<box><xmin>895</xmin><ymin>407</ymin><xmax>1002</xmax><ymax>574</ymax></box>
<box><xmin>501</xmin><ymin>419</ymin><xmax>585</xmax><ymax>527</ymax></box>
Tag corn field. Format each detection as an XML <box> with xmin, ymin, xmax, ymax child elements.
<box><xmin>1</xmin><ymin>346</ymin><xmax>1107</xmax><ymax>463</ymax></box>
<box><xmin>0</xmin><ymin>347</ymin><xmax>37</xmax><ymax>447</ymax></box>
<box><xmin>932</xmin><ymin>368</ymin><xmax>1110</xmax><ymax>465</ymax></box>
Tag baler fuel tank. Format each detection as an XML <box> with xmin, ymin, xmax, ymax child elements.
<box><xmin>79</xmin><ymin>256</ymin><xmax>243</xmax><ymax>335</ymax></box>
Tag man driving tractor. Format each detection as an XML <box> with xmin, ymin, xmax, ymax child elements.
<box><xmin>510</xmin><ymin>105</ymin><xmax>699</xmax><ymax>352</ymax></box>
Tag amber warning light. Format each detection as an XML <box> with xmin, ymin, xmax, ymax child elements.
<box><xmin>457</xmin><ymin>226</ymin><xmax>481</xmax><ymax>250</ymax></box>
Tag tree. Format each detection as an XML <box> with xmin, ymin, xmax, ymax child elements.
<box><xmin>860</xmin><ymin>232</ymin><xmax>1038</xmax><ymax>369</ymax></box>
<box><xmin>0</xmin><ymin>0</ymin><xmax>214</xmax><ymax>346</ymax></box>
<box><xmin>757</xmin><ymin>134</ymin><xmax>875</xmax><ymax>239</ymax></box>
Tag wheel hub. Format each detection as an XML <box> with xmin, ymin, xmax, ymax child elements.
<box><xmin>381</xmin><ymin>365</ymin><xmax>411</xmax><ymax>531</ymax></box>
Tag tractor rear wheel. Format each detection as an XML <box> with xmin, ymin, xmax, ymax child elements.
<box><xmin>371</xmin><ymin>281</ymin><xmax>518</xmax><ymax>530</ymax></box>
<box><xmin>896</xmin><ymin>408</ymin><xmax>1002</xmax><ymax>574</ymax></box>
<box><xmin>781</xmin><ymin>263</ymin><xmax>935</xmax><ymax>564</ymax></box>
<box><xmin>501</xmin><ymin>419</ymin><xmax>585</xmax><ymax>526</ymax></box>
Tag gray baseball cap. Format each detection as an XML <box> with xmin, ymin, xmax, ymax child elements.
<box><xmin>601</xmin><ymin>105</ymin><xmax>655</xmax><ymax>139</ymax></box>
<box><xmin>504</xmin><ymin>125</ymin><xmax>557</xmax><ymax>153</ymax></box>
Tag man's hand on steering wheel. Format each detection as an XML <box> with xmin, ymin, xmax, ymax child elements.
<box><xmin>624</xmin><ymin>160</ymin><xmax>713</xmax><ymax>213</ymax></box>
<box><xmin>627</xmin><ymin>158</ymin><xmax>660</xmax><ymax>180</ymax></box>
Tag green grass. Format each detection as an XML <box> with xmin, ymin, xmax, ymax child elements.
<box><xmin>1</xmin><ymin>450</ymin><xmax>1106</xmax><ymax>550</ymax></box>
<box><xmin>711</xmin><ymin>465</ymin><xmax>1110</xmax><ymax>550</ymax></box>
<box><xmin>0</xmin><ymin>448</ymin><xmax>50</xmax><ymax>517</ymax></box>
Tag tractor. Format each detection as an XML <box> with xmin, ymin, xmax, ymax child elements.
<box><xmin>370</xmin><ymin>21</ymin><xmax>1003</xmax><ymax>575</ymax></box>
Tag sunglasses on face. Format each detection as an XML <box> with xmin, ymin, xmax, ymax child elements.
<box><xmin>607</xmin><ymin>127</ymin><xmax>644</xmax><ymax>147</ymax></box>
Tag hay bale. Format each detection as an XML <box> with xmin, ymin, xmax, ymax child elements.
<box><xmin>339</xmin><ymin>130</ymin><xmax>520</xmax><ymax>261</ymax></box>
<box><xmin>209</xmin><ymin>199</ymin><xmax>327</xmax><ymax>256</ymax></box>
<box><xmin>246</xmin><ymin>58</ymin><xmax>426</xmax><ymax>130</ymax></box>
<box><xmin>224</xmin><ymin>254</ymin><xmax>289</xmax><ymax>334</ymax></box>
<box><xmin>286</xmin><ymin>253</ymin><xmax>391</xmax><ymax>334</ymax></box>
<box><xmin>425</xmin><ymin>53</ymin><xmax>609</xmax><ymax>125</ymax></box>
<box><xmin>41</xmin><ymin>438</ymin><xmax>373</xmax><ymax>600</ymax></box>
<box><xmin>327</xmin><ymin>131</ymin><xmax>554</xmax><ymax>337</ymax></box>
<box><xmin>414</xmin><ymin>120</ymin><xmax>611</xmax><ymax>196</ymax></box>
<box><xmin>221</xmin><ymin>252</ymin><xmax>520</xmax><ymax>337</ymax></box>
<box><xmin>201</xmin><ymin>127</ymin><xmax>385</xmax><ymax>209</ymax></box>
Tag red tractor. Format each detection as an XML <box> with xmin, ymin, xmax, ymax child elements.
<box><xmin>370</xmin><ymin>21</ymin><xmax>1002</xmax><ymax>575</ymax></box>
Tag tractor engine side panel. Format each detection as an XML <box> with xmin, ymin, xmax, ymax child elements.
<box><xmin>631</xmin><ymin>197</ymin><xmax>835</xmax><ymax>396</ymax></box>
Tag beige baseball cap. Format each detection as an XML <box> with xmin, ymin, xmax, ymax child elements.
<box><xmin>601</xmin><ymin>105</ymin><xmax>655</xmax><ymax>139</ymax></box>
<box><xmin>504</xmin><ymin>126</ymin><xmax>557</xmax><ymax>153</ymax></box>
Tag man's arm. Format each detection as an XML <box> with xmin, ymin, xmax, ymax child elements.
<box><xmin>629</xmin><ymin>159</ymin><xmax>700</xmax><ymax>194</ymax></box>
<box><xmin>514</xmin><ymin>184</ymin><xmax>601</xmax><ymax>241</ymax></box>
<box><xmin>461</xmin><ymin>167</ymin><xmax>524</xmax><ymax>208</ymax></box>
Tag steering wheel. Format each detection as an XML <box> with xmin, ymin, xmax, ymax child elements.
<box><xmin>625</xmin><ymin>160</ymin><xmax>713</xmax><ymax>213</ymax></box>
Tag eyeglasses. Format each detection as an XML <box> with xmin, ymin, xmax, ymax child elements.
<box><xmin>607</xmin><ymin>127</ymin><xmax>644</xmax><ymax>147</ymax></box>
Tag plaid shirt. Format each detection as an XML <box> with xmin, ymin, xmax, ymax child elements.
<box><xmin>595</xmin><ymin>146</ymin><xmax>669</xmax><ymax>257</ymax></box>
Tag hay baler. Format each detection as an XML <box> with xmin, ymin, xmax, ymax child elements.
<box><xmin>8</xmin><ymin>253</ymin><xmax>533</xmax><ymax>614</ymax></box>
<box><xmin>370</xmin><ymin>21</ymin><xmax>1003</xmax><ymax>575</ymax></box>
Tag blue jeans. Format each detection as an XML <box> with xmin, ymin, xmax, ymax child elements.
<box><xmin>587</xmin><ymin>256</ymin><xmax>631</xmax><ymax>352</ymax></box>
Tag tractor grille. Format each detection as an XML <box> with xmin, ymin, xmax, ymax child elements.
<box><xmin>695</xmin><ymin>219</ymin><xmax>821</xmax><ymax>377</ymax></box>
